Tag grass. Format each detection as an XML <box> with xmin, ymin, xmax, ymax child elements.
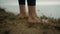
<box><xmin>0</xmin><ymin>8</ymin><xmax>60</xmax><ymax>34</ymax></box>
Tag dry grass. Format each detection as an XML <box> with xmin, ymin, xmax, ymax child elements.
<box><xmin>0</xmin><ymin>8</ymin><xmax>60</xmax><ymax>34</ymax></box>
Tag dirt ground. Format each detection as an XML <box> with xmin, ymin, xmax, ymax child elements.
<box><xmin>0</xmin><ymin>8</ymin><xmax>60</xmax><ymax>34</ymax></box>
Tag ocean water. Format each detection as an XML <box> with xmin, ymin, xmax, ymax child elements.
<box><xmin>0</xmin><ymin>5</ymin><xmax>60</xmax><ymax>19</ymax></box>
<box><xmin>0</xmin><ymin>0</ymin><xmax>60</xmax><ymax>18</ymax></box>
<box><xmin>37</xmin><ymin>5</ymin><xmax>60</xmax><ymax>18</ymax></box>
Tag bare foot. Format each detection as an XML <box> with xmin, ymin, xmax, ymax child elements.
<box><xmin>18</xmin><ymin>14</ymin><xmax>27</xmax><ymax>19</ymax></box>
<box><xmin>27</xmin><ymin>16</ymin><xmax>41</xmax><ymax>24</ymax></box>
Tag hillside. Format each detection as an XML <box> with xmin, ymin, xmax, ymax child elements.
<box><xmin>0</xmin><ymin>8</ymin><xmax>60</xmax><ymax>34</ymax></box>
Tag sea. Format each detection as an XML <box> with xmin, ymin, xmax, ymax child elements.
<box><xmin>0</xmin><ymin>0</ymin><xmax>60</xmax><ymax>19</ymax></box>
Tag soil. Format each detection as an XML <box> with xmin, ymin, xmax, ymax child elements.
<box><xmin>0</xmin><ymin>8</ymin><xmax>60</xmax><ymax>34</ymax></box>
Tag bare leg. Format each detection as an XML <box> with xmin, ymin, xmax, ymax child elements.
<box><xmin>28</xmin><ymin>6</ymin><xmax>41</xmax><ymax>23</ymax></box>
<box><xmin>19</xmin><ymin>5</ymin><xmax>26</xmax><ymax>19</ymax></box>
